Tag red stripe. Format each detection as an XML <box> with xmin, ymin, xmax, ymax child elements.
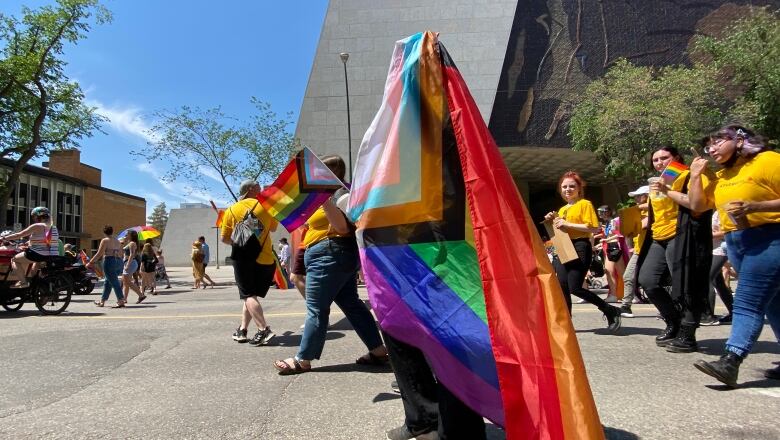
<box><xmin>444</xmin><ymin>65</ymin><xmax>567</xmax><ymax>439</ymax></box>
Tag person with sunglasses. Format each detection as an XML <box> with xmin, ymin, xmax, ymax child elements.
<box><xmin>687</xmin><ymin>125</ymin><xmax>780</xmax><ymax>387</ymax></box>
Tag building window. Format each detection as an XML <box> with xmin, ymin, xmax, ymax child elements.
<box><xmin>91</xmin><ymin>239</ymin><xmax>100</xmax><ymax>256</ymax></box>
<box><xmin>18</xmin><ymin>208</ymin><xmax>28</xmax><ymax>227</ymax></box>
<box><xmin>18</xmin><ymin>183</ymin><xmax>27</xmax><ymax>209</ymax></box>
<box><xmin>31</xmin><ymin>185</ymin><xmax>39</xmax><ymax>207</ymax></box>
<box><xmin>40</xmin><ymin>188</ymin><xmax>49</xmax><ymax>208</ymax></box>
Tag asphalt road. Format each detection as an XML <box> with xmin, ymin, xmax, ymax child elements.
<box><xmin>1</xmin><ymin>266</ymin><xmax>778</xmax><ymax>440</ymax></box>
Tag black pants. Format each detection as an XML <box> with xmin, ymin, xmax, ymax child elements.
<box><xmin>638</xmin><ymin>239</ymin><xmax>679</xmax><ymax>322</ymax></box>
<box><xmin>384</xmin><ymin>332</ymin><xmax>486</xmax><ymax>440</ymax></box>
<box><xmin>708</xmin><ymin>254</ymin><xmax>734</xmax><ymax>316</ymax></box>
<box><xmin>553</xmin><ymin>239</ymin><xmax>612</xmax><ymax>314</ymax></box>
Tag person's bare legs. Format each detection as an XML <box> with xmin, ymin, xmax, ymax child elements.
<box><xmin>203</xmin><ymin>272</ymin><xmax>215</xmax><ymax>286</ymax></box>
<box><xmin>240</xmin><ymin>302</ymin><xmax>252</xmax><ymax>331</ymax></box>
<box><xmin>122</xmin><ymin>274</ymin><xmax>143</xmax><ymax>299</ymax></box>
<box><xmin>245</xmin><ymin>296</ymin><xmax>267</xmax><ymax>329</ymax></box>
<box><xmin>11</xmin><ymin>253</ymin><xmax>31</xmax><ymax>285</ymax></box>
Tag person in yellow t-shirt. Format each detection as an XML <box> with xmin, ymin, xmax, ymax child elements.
<box><xmin>640</xmin><ymin>145</ymin><xmax>714</xmax><ymax>353</ymax></box>
<box><xmin>274</xmin><ymin>155</ymin><xmax>388</xmax><ymax>375</ymax></box>
<box><xmin>544</xmin><ymin>171</ymin><xmax>621</xmax><ymax>333</ymax></box>
<box><xmin>221</xmin><ymin>179</ymin><xmax>279</xmax><ymax>346</ymax></box>
<box><xmin>616</xmin><ymin>185</ymin><xmax>650</xmax><ymax>318</ymax></box>
<box><xmin>687</xmin><ymin>125</ymin><xmax>780</xmax><ymax>387</ymax></box>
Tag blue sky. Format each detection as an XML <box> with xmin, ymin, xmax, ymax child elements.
<box><xmin>4</xmin><ymin>0</ymin><xmax>329</xmax><ymax>215</ymax></box>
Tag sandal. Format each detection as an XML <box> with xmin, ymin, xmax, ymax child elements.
<box><xmin>356</xmin><ymin>352</ymin><xmax>390</xmax><ymax>366</ymax></box>
<box><xmin>93</xmin><ymin>300</ymin><xmax>105</xmax><ymax>307</ymax></box>
<box><xmin>274</xmin><ymin>358</ymin><xmax>311</xmax><ymax>375</ymax></box>
<box><xmin>111</xmin><ymin>301</ymin><xmax>126</xmax><ymax>309</ymax></box>
<box><xmin>136</xmin><ymin>295</ymin><xmax>147</xmax><ymax>304</ymax></box>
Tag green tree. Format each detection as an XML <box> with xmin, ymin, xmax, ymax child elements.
<box><xmin>0</xmin><ymin>0</ymin><xmax>110</xmax><ymax>225</ymax></box>
<box><xmin>147</xmin><ymin>202</ymin><xmax>168</xmax><ymax>240</ymax></box>
<box><xmin>693</xmin><ymin>7</ymin><xmax>780</xmax><ymax>143</ymax></box>
<box><xmin>134</xmin><ymin>98</ymin><xmax>298</xmax><ymax>202</ymax></box>
<box><xmin>568</xmin><ymin>59</ymin><xmax>726</xmax><ymax>181</ymax></box>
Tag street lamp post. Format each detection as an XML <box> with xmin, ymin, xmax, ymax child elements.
<box><xmin>339</xmin><ymin>52</ymin><xmax>353</xmax><ymax>182</ymax></box>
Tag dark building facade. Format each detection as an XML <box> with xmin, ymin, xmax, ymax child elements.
<box><xmin>295</xmin><ymin>1</ymin><xmax>779</xmax><ymax>219</ymax></box>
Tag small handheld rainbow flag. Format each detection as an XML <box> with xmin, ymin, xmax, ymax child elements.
<box><xmin>257</xmin><ymin>146</ymin><xmax>345</xmax><ymax>232</ymax></box>
<box><xmin>209</xmin><ymin>200</ymin><xmax>225</xmax><ymax>228</ymax></box>
<box><xmin>661</xmin><ymin>161</ymin><xmax>688</xmax><ymax>184</ymax></box>
<box><xmin>272</xmin><ymin>250</ymin><xmax>291</xmax><ymax>289</ymax></box>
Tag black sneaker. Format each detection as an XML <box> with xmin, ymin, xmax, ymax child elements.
<box><xmin>249</xmin><ymin>327</ymin><xmax>276</xmax><ymax>346</ymax></box>
<box><xmin>700</xmin><ymin>315</ymin><xmax>720</xmax><ymax>326</ymax></box>
<box><xmin>619</xmin><ymin>304</ymin><xmax>634</xmax><ymax>318</ymax></box>
<box><xmin>232</xmin><ymin>328</ymin><xmax>248</xmax><ymax>343</ymax></box>
<box><xmin>604</xmin><ymin>306</ymin><xmax>622</xmax><ymax>333</ymax></box>
<box><xmin>385</xmin><ymin>425</ymin><xmax>437</xmax><ymax>440</ymax></box>
<box><xmin>718</xmin><ymin>314</ymin><xmax>733</xmax><ymax>325</ymax></box>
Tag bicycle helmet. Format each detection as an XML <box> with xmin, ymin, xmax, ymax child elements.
<box><xmin>30</xmin><ymin>206</ymin><xmax>51</xmax><ymax>220</ymax></box>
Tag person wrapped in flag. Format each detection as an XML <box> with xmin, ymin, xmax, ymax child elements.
<box><xmin>347</xmin><ymin>31</ymin><xmax>604</xmax><ymax>440</ymax></box>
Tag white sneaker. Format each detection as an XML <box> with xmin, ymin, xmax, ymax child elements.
<box><xmin>575</xmin><ymin>298</ymin><xmax>587</xmax><ymax>304</ymax></box>
<box><xmin>604</xmin><ymin>295</ymin><xmax>618</xmax><ymax>303</ymax></box>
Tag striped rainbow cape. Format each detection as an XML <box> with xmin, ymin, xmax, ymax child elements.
<box><xmin>347</xmin><ymin>32</ymin><xmax>603</xmax><ymax>440</ymax></box>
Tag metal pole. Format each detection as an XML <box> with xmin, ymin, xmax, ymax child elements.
<box><xmin>340</xmin><ymin>52</ymin><xmax>353</xmax><ymax>182</ymax></box>
<box><xmin>213</xmin><ymin>226</ymin><xmax>220</xmax><ymax>269</ymax></box>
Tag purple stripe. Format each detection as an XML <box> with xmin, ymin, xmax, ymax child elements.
<box><xmin>279</xmin><ymin>192</ymin><xmax>331</xmax><ymax>231</ymax></box>
<box><xmin>361</xmin><ymin>250</ymin><xmax>505</xmax><ymax>426</ymax></box>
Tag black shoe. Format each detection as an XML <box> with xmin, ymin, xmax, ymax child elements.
<box><xmin>604</xmin><ymin>306</ymin><xmax>621</xmax><ymax>333</ymax></box>
<box><xmin>655</xmin><ymin>322</ymin><xmax>680</xmax><ymax>347</ymax></box>
<box><xmin>248</xmin><ymin>327</ymin><xmax>275</xmax><ymax>346</ymax></box>
<box><xmin>717</xmin><ymin>314</ymin><xmax>733</xmax><ymax>325</ymax></box>
<box><xmin>765</xmin><ymin>365</ymin><xmax>780</xmax><ymax>380</ymax></box>
<box><xmin>619</xmin><ymin>304</ymin><xmax>634</xmax><ymax>318</ymax></box>
<box><xmin>232</xmin><ymin>327</ymin><xmax>248</xmax><ymax>343</ymax></box>
<box><xmin>700</xmin><ymin>316</ymin><xmax>720</xmax><ymax>326</ymax></box>
<box><xmin>385</xmin><ymin>425</ymin><xmax>437</xmax><ymax>440</ymax></box>
<box><xmin>666</xmin><ymin>325</ymin><xmax>698</xmax><ymax>353</ymax></box>
<box><xmin>391</xmin><ymin>380</ymin><xmax>401</xmax><ymax>393</ymax></box>
<box><xmin>694</xmin><ymin>353</ymin><xmax>743</xmax><ymax>388</ymax></box>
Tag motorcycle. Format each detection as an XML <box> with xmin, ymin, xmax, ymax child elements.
<box><xmin>65</xmin><ymin>257</ymin><xmax>98</xmax><ymax>295</ymax></box>
<box><xmin>0</xmin><ymin>244</ymin><xmax>74</xmax><ymax>315</ymax></box>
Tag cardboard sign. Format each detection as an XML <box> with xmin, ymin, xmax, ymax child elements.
<box><xmin>543</xmin><ymin>220</ymin><xmax>579</xmax><ymax>264</ymax></box>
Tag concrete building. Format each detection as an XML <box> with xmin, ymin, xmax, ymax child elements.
<box><xmin>1</xmin><ymin>149</ymin><xmax>145</xmax><ymax>251</ymax></box>
<box><xmin>295</xmin><ymin>0</ymin><xmax>780</xmax><ymax>221</ymax></box>
<box><xmin>160</xmin><ymin>203</ymin><xmax>290</xmax><ymax>267</ymax></box>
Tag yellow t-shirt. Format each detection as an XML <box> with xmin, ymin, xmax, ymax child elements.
<box><xmin>220</xmin><ymin>198</ymin><xmax>278</xmax><ymax>265</ymax></box>
<box><xmin>558</xmin><ymin>199</ymin><xmax>599</xmax><ymax>240</ymax></box>
<box><xmin>714</xmin><ymin>151</ymin><xmax>780</xmax><ymax>233</ymax></box>
<box><xmin>302</xmin><ymin>206</ymin><xmax>352</xmax><ymax>248</ymax></box>
<box><xmin>650</xmin><ymin>170</ymin><xmax>713</xmax><ymax>241</ymax></box>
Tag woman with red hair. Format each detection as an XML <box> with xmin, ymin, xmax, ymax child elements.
<box><xmin>545</xmin><ymin>171</ymin><xmax>622</xmax><ymax>333</ymax></box>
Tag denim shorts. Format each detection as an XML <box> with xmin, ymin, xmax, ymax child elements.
<box><xmin>122</xmin><ymin>258</ymin><xmax>139</xmax><ymax>276</ymax></box>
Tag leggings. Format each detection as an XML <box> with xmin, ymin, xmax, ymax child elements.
<box><xmin>638</xmin><ymin>238</ymin><xmax>678</xmax><ymax>322</ymax></box>
<box><xmin>708</xmin><ymin>254</ymin><xmax>734</xmax><ymax>316</ymax></box>
<box><xmin>553</xmin><ymin>238</ymin><xmax>612</xmax><ymax>314</ymax></box>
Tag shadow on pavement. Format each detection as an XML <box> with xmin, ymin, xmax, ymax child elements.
<box><xmin>0</xmin><ymin>310</ymin><xmax>105</xmax><ymax>319</ymax></box>
<box><xmin>372</xmin><ymin>392</ymin><xmax>401</xmax><ymax>403</ymax></box>
<box><xmin>704</xmin><ymin>377</ymin><xmax>779</xmax><ymax>391</ymax></box>
<box><xmin>310</xmin><ymin>362</ymin><xmax>392</xmax><ymax>374</ymax></box>
<box><xmin>698</xmin><ymin>339</ymin><xmax>780</xmax><ymax>355</ymax></box>
<box><xmin>328</xmin><ymin>316</ymin><xmax>354</xmax><ymax>331</ymax></box>
<box><xmin>268</xmin><ymin>331</ymin><xmax>345</xmax><ymax>347</ymax></box>
<box><xmin>604</xmin><ymin>426</ymin><xmax>640</xmax><ymax>439</ymax></box>
<box><xmin>578</xmin><ymin>326</ymin><xmax>660</xmax><ymax>336</ymax></box>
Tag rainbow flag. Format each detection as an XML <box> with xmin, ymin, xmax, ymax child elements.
<box><xmin>661</xmin><ymin>161</ymin><xmax>688</xmax><ymax>184</ymax></box>
<box><xmin>272</xmin><ymin>250</ymin><xmax>291</xmax><ymax>289</ymax></box>
<box><xmin>210</xmin><ymin>200</ymin><xmax>225</xmax><ymax>228</ymax></box>
<box><xmin>257</xmin><ymin>147</ymin><xmax>345</xmax><ymax>232</ymax></box>
<box><xmin>348</xmin><ymin>32</ymin><xmax>603</xmax><ymax>439</ymax></box>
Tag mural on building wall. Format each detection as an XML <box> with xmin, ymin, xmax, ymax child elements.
<box><xmin>488</xmin><ymin>0</ymin><xmax>780</xmax><ymax>147</ymax></box>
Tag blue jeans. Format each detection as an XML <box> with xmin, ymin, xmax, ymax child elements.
<box><xmin>297</xmin><ymin>237</ymin><xmax>383</xmax><ymax>361</ymax></box>
<box><xmin>724</xmin><ymin>223</ymin><xmax>780</xmax><ymax>358</ymax></box>
<box><xmin>102</xmin><ymin>256</ymin><xmax>124</xmax><ymax>301</ymax></box>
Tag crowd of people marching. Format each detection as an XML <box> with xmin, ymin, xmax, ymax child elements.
<box><xmin>3</xmin><ymin>124</ymin><xmax>777</xmax><ymax>439</ymax></box>
<box><xmin>217</xmin><ymin>124</ymin><xmax>779</xmax><ymax>440</ymax></box>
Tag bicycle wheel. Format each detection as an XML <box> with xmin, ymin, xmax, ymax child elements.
<box><xmin>35</xmin><ymin>273</ymin><xmax>73</xmax><ymax>315</ymax></box>
<box><xmin>2</xmin><ymin>296</ymin><xmax>24</xmax><ymax>311</ymax></box>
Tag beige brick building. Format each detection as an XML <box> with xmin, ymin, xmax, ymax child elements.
<box><xmin>1</xmin><ymin>149</ymin><xmax>145</xmax><ymax>253</ymax></box>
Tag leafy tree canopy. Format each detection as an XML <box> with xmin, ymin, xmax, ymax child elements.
<box><xmin>134</xmin><ymin>98</ymin><xmax>297</xmax><ymax>202</ymax></box>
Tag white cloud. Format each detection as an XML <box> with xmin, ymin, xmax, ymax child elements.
<box><xmin>88</xmin><ymin>100</ymin><xmax>156</xmax><ymax>143</ymax></box>
<box><xmin>136</xmin><ymin>162</ymin><xmax>230</xmax><ymax>213</ymax></box>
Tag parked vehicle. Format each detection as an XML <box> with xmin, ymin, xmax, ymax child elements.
<box><xmin>0</xmin><ymin>246</ymin><xmax>74</xmax><ymax>315</ymax></box>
